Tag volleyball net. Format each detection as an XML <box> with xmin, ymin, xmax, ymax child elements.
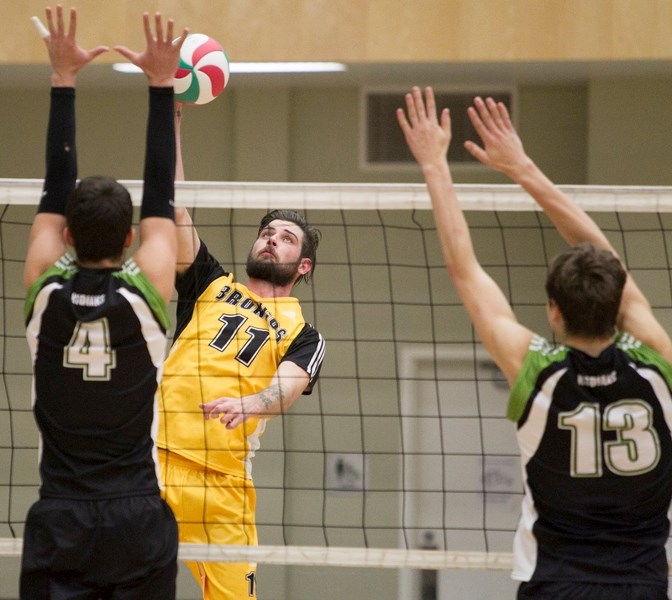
<box><xmin>3</xmin><ymin>178</ymin><xmax>672</xmax><ymax>579</ymax></box>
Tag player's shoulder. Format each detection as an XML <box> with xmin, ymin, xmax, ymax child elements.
<box><xmin>616</xmin><ymin>332</ymin><xmax>672</xmax><ymax>379</ymax></box>
<box><xmin>526</xmin><ymin>334</ymin><xmax>566</xmax><ymax>360</ymax></box>
<box><xmin>513</xmin><ymin>335</ymin><xmax>568</xmax><ymax>385</ymax></box>
<box><xmin>116</xmin><ymin>258</ymin><xmax>152</xmax><ymax>293</ymax></box>
<box><xmin>25</xmin><ymin>254</ymin><xmax>78</xmax><ymax>317</ymax></box>
<box><xmin>299</xmin><ymin>321</ymin><xmax>323</xmax><ymax>340</ymax></box>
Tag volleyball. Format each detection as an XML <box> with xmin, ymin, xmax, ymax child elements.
<box><xmin>174</xmin><ymin>33</ymin><xmax>230</xmax><ymax>105</ymax></box>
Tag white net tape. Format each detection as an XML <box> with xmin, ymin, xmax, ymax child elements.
<box><xmin>0</xmin><ymin>537</ymin><xmax>513</xmax><ymax>570</ymax></box>
<box><xmin>3</xmin><ymin>178</ymin><xmax>672</xmax><ymax>212</ymax></box>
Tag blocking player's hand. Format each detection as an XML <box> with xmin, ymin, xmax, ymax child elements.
<box><xmin>40</xmin><ymin>5</ymin><xmax>109</xmax><ymax>87</ymax></box>
<box><xmin>464</xmin><ymin>96</ymin><xmax>530</xmax><ymax>180</ymax></box>
<box><xmin>396</xmin><ymin>85</ymin><xmax>452</xmax><ymax>170</ymax></box>
<box><xmin>114</xmin><ymin>12</ymin><xmax>188</xmax><ymax>88</ymax></box>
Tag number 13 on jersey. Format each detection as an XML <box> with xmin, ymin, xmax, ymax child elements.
<box><xmin>558</xmin><ymin>400</ymin><xmax>661</xmax><ymax>477</ymax></box>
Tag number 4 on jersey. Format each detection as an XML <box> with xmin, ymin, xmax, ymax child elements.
<box><xmin>63</xmin><ymin>318</ymin><xmax>117</xmax><ymax>381</ymax></box>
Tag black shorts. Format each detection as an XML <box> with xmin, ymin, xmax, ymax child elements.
<box><xmin>518</xmin><ymin>580</ymin><xmax>669</xmax><ymax>600</ymax></box>
<box><xmin>20</xmin><ymin>495</ymin><xmax>178</xmax><ymax>600</ymax></box>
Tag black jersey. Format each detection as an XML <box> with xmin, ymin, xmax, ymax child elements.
<box><xmin>25</xmin><ymin>254</ymin><xmax>171</xmax><ymax>499</ymax></box>
<box><xmin>508</xmin><ymin>333</ymin><xmax>672</xmax><ymax>586</ymax></box>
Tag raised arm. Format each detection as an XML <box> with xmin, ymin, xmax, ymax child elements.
<box><xmin>465</xmin><ymin>96</ymin><xmax>672</xmax><ymax>362</ymax></box>
<box><xmin>23</xmin><ymin>6</ymin><xmax>108</xmax><ymax>289</ymax></box>
<box><xmin>173</xmin><ymin>108</ymin><xmax>201</xmax><ymax>274</ymax></box>
<box><xmin>115</xmin><ymin>13</ymin><xmax>188</xmax><ymax>302</ymax></box>
<box><xmin>465</xmin><ymin>97</ymin><xmax>612</xmax><ymax>249</ymax></box>
<box><xmin>397</xmin><ymin>87</ymin><xmax>533</xmax><ymax>385</ymax></box>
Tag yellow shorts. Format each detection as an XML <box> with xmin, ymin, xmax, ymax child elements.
<box><xmin>159</xmin><ymin>449</ymin><xmax>258</xmax><ymax>599</ymax></box>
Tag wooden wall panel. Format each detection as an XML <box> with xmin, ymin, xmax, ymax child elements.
<box><xmin>3</xmin><ymin>0</ymin><xmax>672</xmax><ymax>65</ymax></box>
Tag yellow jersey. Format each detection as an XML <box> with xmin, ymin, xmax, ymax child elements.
<box><xmin>157</xmin><ymin>241</ymin><xmax>325</xmax><ymax>478</ymax></box>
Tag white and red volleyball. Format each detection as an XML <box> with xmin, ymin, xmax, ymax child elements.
<box><xmin>174</xmin><ymin>33</ymin><xmax>230</xmax><ymax>105</ymax></box>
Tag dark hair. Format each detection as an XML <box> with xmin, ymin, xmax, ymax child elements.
<box><xmin>65</xmin><ymin>176</ymin><xmax>133</xmax><ymax>263</ymax></box>
<box><xmin>545</xmin><ymin>243</ymin><xmax>626</xmax><ymax>339</ymax></box>
<box><xmin>258</xmin><ymin>209</ymin><xmax>321</xmax><ymax>285</ymax></box>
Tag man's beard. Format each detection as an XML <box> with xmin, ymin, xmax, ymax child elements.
<box><xmin>246</xmin><ymin>252</ymin><xmax>300</xmax><ymax>287</ymax></box>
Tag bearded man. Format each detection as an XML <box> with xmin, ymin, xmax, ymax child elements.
<box><xmin>157</xmin><ymin>110</ymin><xmax>325</xmax><ymax>600</ymax></box>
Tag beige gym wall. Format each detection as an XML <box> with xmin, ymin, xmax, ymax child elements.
<box><xmin>4</xmin><ymin>1</ymin><xmax>672</xmax><ymax>64</ymax></box>
<box><xmin>2</xmin><ymin>1</ymin><xmax>672</xmax><ymax>185</ymax></box>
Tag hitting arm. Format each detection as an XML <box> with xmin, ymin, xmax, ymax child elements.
<box><xmin>173</xmin><ymin>109</ymin><xmax>201</xmax><ymax>274</ymax></box>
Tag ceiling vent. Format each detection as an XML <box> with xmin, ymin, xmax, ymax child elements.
<box><xmin>360</xmin><ymin>87</ymin><xmax>515</xmax><ymax>171</ymax></box>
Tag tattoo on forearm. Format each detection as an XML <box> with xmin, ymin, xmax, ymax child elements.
<box><xmin>259</xmin><ymin>383</ymin><xmax>284</xmax><ymax>411</ymax></box>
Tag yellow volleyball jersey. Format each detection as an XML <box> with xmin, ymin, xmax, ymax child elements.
<box><xmin>157</xmin><ymin>241</ymin><xmax>325</xmax><ymax>478</ymax></box>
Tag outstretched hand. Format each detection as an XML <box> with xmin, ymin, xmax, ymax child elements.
<box><xmin>41</xmin><ymin>5</ymin><xmax>109</xmax><ymax>87</ymax></box>
<box><xmin>115</xmin><ymin>12</ymin><xmax>189</xmax><ymax>87</ymax></box>
<box><xmin>464</xmin><ymin>97</ymin><xmax>531</xmax><ymax>179</ymax></box>
<box><xmin>396</xmin><ymin>86</ymin><xmax>451</xmax><ymax>170</ymax></box>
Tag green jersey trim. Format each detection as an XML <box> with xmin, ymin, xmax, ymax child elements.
<box><xmin>115</xmin><ymin>259</ymin><xmax>170</xmax><ymax>331</ymax></box>
<box><xmin>507</xmin><ymin>332</ymin><xmax>672</xmax><ymax>423</ymax></box>
<box><xmin>616</xmin><ymin>332</ymin><xmax>672</xmax><ymax>390</ymax></box>
<box><xmin>24</xmin><ymin>253</ymin><xmax>77</xmax><ymax>322</ymax></box>
<box><xmin>24</xmin><ymin>254</ymin><xmax>169</xmax><ymax>332</ymax></box>
<box><xmin>507</xmin><ymin>335</ymin><xmax>568</xmax><ymax>422</ymax></box>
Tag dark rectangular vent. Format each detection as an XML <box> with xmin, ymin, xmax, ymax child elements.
<box><xmin>362</xmin><ymin>89</ymin><xmax>514</xmax><ymax>168</ymax></box>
